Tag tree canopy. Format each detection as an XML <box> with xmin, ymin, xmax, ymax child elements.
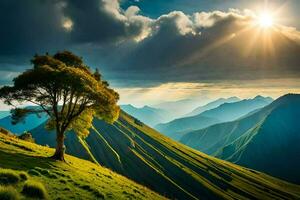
<box><xmin>0</xmin><ymin>51</ymin><xmax>120</xmax><ymax>160</ymax></box>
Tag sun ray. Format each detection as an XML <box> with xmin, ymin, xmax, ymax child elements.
<box><xmin>258</xmin><ymin>12</ymin><xmax>273</xmax><ymax>28</ymax></box>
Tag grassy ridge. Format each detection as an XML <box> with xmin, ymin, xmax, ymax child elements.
<box><xmin>180</xmin><ymin>94</ymin><xmax>300</xmax><ymax>184</ymax></box>
<box><xmin>217</xmin><ymin>94</ymin><xmax>300</xmax><ymax>184</ymax></box>
<box><xmin>30</xmin><ymin>111</ymin><xmax>300</xmax><ymax>200</ymax></box>
<box><xmin>0</xmin><ymin>132</ymin><xmax>166</xmax><ymax>200</ymax></box>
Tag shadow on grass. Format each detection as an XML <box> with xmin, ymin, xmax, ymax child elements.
<box><xmin>0</xmin><ymin>150</ymin><xmax>58</xmax><ymax>172</ymax></box>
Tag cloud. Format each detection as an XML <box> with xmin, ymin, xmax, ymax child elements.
<box><xmin>106</xmin><ymin>9</ymin><xmax>300</xmax><ymax>86</ymax></box>
<box><xmin>0</xmin><ymin>0</ymin><xmax>68</xmax><ymax>55</ymax></box>
<box><xmin>63</xmin><ymin>0</ymin><xmax>152</xmax><ymax>44</ymax></box>
<box><xmin>116</xmin><ymin>79</ymin><xmax>300</xmax><ymax>106</ymax></box>
<box><xmin>0</xmin><ymin>1</ymin><xmax>299</xmax><ymax>89</ymax></box>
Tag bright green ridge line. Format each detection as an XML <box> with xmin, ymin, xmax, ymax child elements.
<box><xmin>205</xmin><ymin>157</ymin><xmax>289</xmax><ymax>200</ymax></box>
<box><xmin>92</xmin><ymin>126</ymin><xmax>122</xmax><ymax>165</ymax></box>
<box><xmin>121</xmin><ymin>119</ymin><xmax>240</xmax><ymax>199</ymax></box>
<box><xmin>77</xmin><ymin>136</ymin><xmax>99</xmax><ymax>165</ymax></box>
<box><xmin>114</xmin><ymin>121</ymin><xmax>200</xmax><ymax>200</ymax></box>
<box><xmin>130</xmin><ymin>148</ymin><xmax>198</xmax><ymax>200</ymax></box>
<box><xmin>112</xmin><ymin>122</ymin><xmax>136</xmax><ymax>147</ymax></box>
<box><xmin>225</xmin><ymin>119</ymin><xmax>266</xmax><ymax>162</ymax></box>
<box><xmin>114</xmin><ymin>121</ymin><xmax>171</xmax><ymax>170</ymax></box>
<box><xmin>113</xmin><ymin>122</ymin><xmax>164</xmax><ymax>170</ymax></box>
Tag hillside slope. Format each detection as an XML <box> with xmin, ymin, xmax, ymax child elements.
<box><xmin>156</xmin><ymin>96</ymin><xmax>271</xmax><ymax>140</ymax></box>
<box><xmin>0</xmin><ymin>131</ymin><xmax>165</xmax><ymax>200</ymax></box>
<box><xmin>30</xmin><ymin>111</ymin><xmax>300</xmax><ymax>200</ymax></box>
<box><xmin>180</xmin><ymin>94</ymin><xmax>300</xmax><ymax>184</ymax></box>
<box><xmin>216</xmin><ymin>94</ymin><xmax>300</xmax><ymax>184</ymax></box>
<box><xmin>180</xmin><ymin>104</ymin><xmax>272</xmax><ymax>155</ymax></box>
<box><xmin>155</xmin><ymin>115</ymin><xmax>220</xmax><ymax>140</ymax></box>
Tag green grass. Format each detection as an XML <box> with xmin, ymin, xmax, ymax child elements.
<box><xmin>19</xmin><ymin>172</ymin><xmax>28</xmax><ymax>181</ymax></box>
<box><xmin>29</xmin><ymin>111</ymin><xmax>300</xmax><ymax>200</ymax></box>
<box><xmin>22</xmin><ymin>180</ymin><xmax>49</xmax><ymax>199</ymax></box>
<box><xmin>120</xmin><ymin>112</ymin><xmax>300</xmax><ymax>199</ymax></box>
<box><xmin>0</xmin><ymin>132</ymin><xmax>166</xmax><ymax>200</ymax></box>
<box><xmin>0</xmin><ymin>169</ymin><xmax>20</xmax><ymax>185</ymax></box>
<box><xmin>0</xmin><ymin>186</ymin><xmax>20</xmax><ymax>200</ymax></box>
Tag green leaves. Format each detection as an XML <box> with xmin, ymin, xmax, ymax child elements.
<box><xmin>0</xmin><ymin>51</ymin><xmax>120</xmax><ymax>138</ymax></box>
<box><xmin>10</xmin><ymin>108</ymin><xmax>30</xmax><ymax>125</ymax></box>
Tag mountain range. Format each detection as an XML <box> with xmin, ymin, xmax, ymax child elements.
<box><xmin>152</xmin><ymin>99</ymin><xmax>200</xmax><ymax>118</ymax></box>
<box><xmin>26</xmin><ymin>110</ymin><xmax>300</xmax><ymax>199</ymax></box>
<box><xmin>184</xmin><ymin>97</ymin><xmax>240</xmax><ymax>117</ymax></box>
<box><xmin>120</xmin><ymin>104</ymin><xmax>172</xmax><ymax>127</ymax></box>
<box><xmin>155</xmin><ymin>96</ymin><xmax>273</xmax><ymax>140</ymax></box>
<box><xmin>0</xmin><ymin>110</ymin><xmax>47</xmax><ymax>134</ymax></box>
<box><xmin>0</xmin><ymin>110</ymin><xmax>10</xmax><ymax>119</ymax></box>
<box><xmin>180</xmin><ymin>94</ymin><xmax>300</xmax><ymax>184</ymax></box>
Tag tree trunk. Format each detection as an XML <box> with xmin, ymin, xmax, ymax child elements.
<box><xmin>51</xmin><ymin>132</ymin><xmax>66</xmax><ymax>161</ymax></box>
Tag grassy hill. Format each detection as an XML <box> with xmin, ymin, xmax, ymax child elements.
<box><xmin>216</xmin><ymin>94</ymin><xmax>300</xmax><ymax>184</ymax></box>
<box><xmin>0</xmin><ymin>131</ymin><xmax>165</xmax><ymax>200</ymax></box>
<box><xmin>155</xmin><ymin>96</ymin><xmax>272</xmax><ymax>140</ymax></box>
<box><xmin>180</xmin><ymin>94</ymin><xmax>300</xmax><ymax>184</ymax></box>
<box><xmin>29</xmin><ymin>111</ymin><xmax>300</xmax><ymax>200</ymax></box>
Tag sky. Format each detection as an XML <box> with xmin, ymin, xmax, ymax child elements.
<box><xmin>0</xmin><ymin>0</ymin><xmax>300</xmax><ymax>108</ymax></box>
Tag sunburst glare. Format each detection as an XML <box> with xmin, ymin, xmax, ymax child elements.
<box><xmin>258</xmin><ymin>12</ymin><xmax>274</xmax><ymax>28</ymax></box>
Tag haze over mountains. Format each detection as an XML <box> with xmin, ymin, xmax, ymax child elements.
<box><xmin>155</xmin><ymin>96</ymin><xmax>273</xmax><ymax>140</ymax></box>
<box><xmin>185</xmin><ymin>97</ymin><xmax>240</xmax><ymax>117</ymax></box>
<box><xmin>0</xmin><ymin>111</ymin><xmax>9</xmax><ymax>119</ymax></box>
<box><xmin>152</xmin><ymin>99</ymin><xmax>200</xmax><ymax>118</ymax></box>
<box><xmin>120</xmin><ymin>97</ymin><xmax>241</xmax><ymax>127</ymax></box>
<box><xmin>120</xmin><ymin>104</ymin><xmax>172</xmax><ymax>127</ymax></box>
<box><xmin>180</xmin><ymin>94</ymin><xmax>300</xmax><ymax>184</ymax></box>
<box><xmin>0</xmin><ymin>110</ymin><xmax>47</xmax><ymax>134</ymax></box>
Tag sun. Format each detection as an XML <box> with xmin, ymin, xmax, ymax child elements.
<box><xmin>258</xmin><ymin>12</ymin><xmax>274</xmax><ymax>28</ymax></box>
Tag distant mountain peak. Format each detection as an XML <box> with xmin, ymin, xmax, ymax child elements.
<box><xmin>180</xmin><ymin>93</ymin><xmax>300</xmax><ymax>184</ymax></box>
<box><xmin>142</xmin><ymin>105</ymin><xmax>152</xmax><ymax>109</ymax></box>
<box><xmin>253</xmin><ymin>95</ymin><xmax>267</xmax><ymax>101</ymax></box>
<box><xmin>121</xmin><ymin>104</ymin><xmax>135</xmax><ymax>108</ymax></box>
<box><xmin>228</xmin><ymin>96</ymin><xmax>240</xmax><ymax>101</ymax></box>
<box><xmin>253</xmin><ymin>95</ymin><xmax>273</xmax><ymax>102</ymax></box>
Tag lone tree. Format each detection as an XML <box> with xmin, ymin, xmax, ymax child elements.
<box><xmin>0</xmin><ymin>51</ymin><xmax>120</xmax><ymax>161</ymax></box>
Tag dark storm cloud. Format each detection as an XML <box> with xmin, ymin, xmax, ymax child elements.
<box><xmin>105</xmin><ymin>10</ymin><xmax>300</xmax><ymax>86</ymax></box>
<box><xmin>0</xmin><ymin>0</ymin><xmax>149</xmax><ymax>55</ymax></box>
<box><xmin>63</xmin><ymin>0</ymin><xmax>151</xmax><ymax>44</ymax></box>
<box><xmin>0</xmin><ymin>0</ymin><xmax>299</xmax><ymax>87</ymax></box>
<box><xmin>0</xmin><ymin>0</ymin><xmax>68</xmax><ymax>55</ymax></box>
<box><xmin>0</xmin><ymin>0</ymin><xmax>151</xmax><ymax>81</ymax></box>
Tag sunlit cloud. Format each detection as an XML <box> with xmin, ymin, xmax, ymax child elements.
<box><xmin>116</xmin><ymin>79</ymin><xmax>300</xmax><ymax>107</ymax></box>
<box><xmin>0</xmin><ymin>0</ymin><xmax>299</xmax><ymax>106</ymax></box>
<box><xmin>62</xmin><ymin>18</ymin><xmax>73</xmax><ymax>31</ymax></box>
